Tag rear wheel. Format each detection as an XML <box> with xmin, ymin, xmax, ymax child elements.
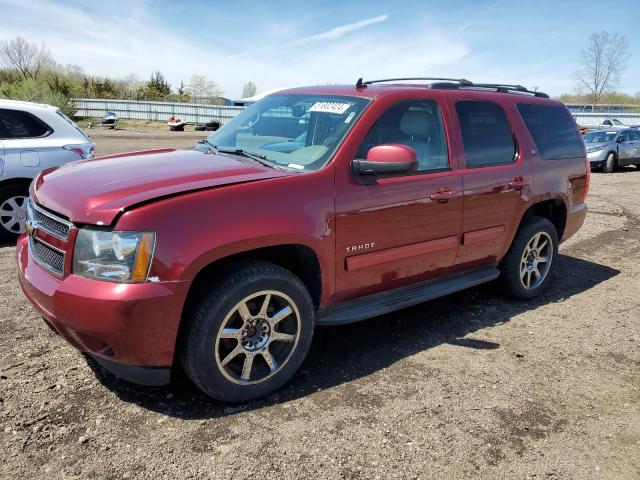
<box><xmin>0</xmin><ymin>184</ymin><xmax>29</xmax><ymax>244</ymax></box>
<box><xmin>603</xmin><ymin>152</ymin><xmax>616</xmax><ymax>173</ymax></box>
<box><xmin>501</xmin><ymin>217</ymin><xmax>558</xmax><ymax>300</ymax></box>
<box><xmin>180</xmin><ymin>261</ymin><xmax>314</xmax><ymax>402</ymax></box>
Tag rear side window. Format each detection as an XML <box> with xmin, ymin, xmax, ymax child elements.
<box><xmin>0</xmin><ymin>108</ymin><xmax>52</xmax><ymax>139</ymax></box>
<box><xmin>629</xmin><ymin>129</ymin><xmax>640</xmax><ymax>141</ymax></box>
<box><xmin>517</xmin><ymin>104</ymin><xmax>584</xmax><ymax>160</ymax></box>
<box><xmin>456</xmin><ymin>101</ymin><xmax>516</xmax><ymax>167</ymax></box>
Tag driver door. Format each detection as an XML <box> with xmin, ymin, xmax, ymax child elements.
<box><xmin>334</xmin><ymin>97</ymin><xmax>463</xmax><ymax>302</ymax></box>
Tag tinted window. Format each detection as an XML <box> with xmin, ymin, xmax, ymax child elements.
<box><xmin>617</xmin><ymin>131</ymin><xmax>628</xmax><ymax>142</ymax></box>
<box><xmin>517</xmin><ymin>104</ymin><xmax>584</xmax><ymax>160</ymax></box>
<box><xmin>357</xmin><ymin>100</ymin><xmax>448</xmax><ymax>172</ymax></box>
<box><xmin>456</xmin><ymin>101</ymin><xmax>516</xmax><ymax>167</ymax></box>
<box><xmin>0</xmin><ymin>109</ymin><xmax>51</xmax><ymax>139</ymax></box>
<box><xmin>629</xmin><ymin>129</ymin><xmax>640</xmax><ymax>141</ymax></box>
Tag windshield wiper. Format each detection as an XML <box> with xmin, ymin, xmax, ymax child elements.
<box><xmin>198</xmin><ymin>138</ymin><xmax>218</xmax><ymax>154</ymax></box>
<box><xmin>218</xmin><ymin>148</ymin><xmax>278</xmax><ymax>169</ymax></box>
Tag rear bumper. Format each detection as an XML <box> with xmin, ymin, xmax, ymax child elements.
<box><xmin>561</xmin><ymin>202</ymin><xmax>587</xmax><ymax>243</ymax></box>
<box><xmin>16</xmin><ymin>235</ymin><xmax>190</xmax><ymax>372</ymax></box>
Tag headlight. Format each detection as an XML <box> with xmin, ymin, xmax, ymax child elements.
<box><xmin>587</xmin><ymin>145</ymin><xmax>606</xmax><ymax>153</ymax></box>
<box><xmin>73</xmin><ymin>228</ymin><xmax>156</xmax><ymax>282</ymax></box>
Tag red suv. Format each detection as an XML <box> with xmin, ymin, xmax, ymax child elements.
<box><xmin>17</xmin><ymin>78</ymin><xmax>588</xmax><ymax>402</ymax></box>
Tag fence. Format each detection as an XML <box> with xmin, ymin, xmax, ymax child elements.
<box><xmin>565</xmin><ymin>103</ymin><xmax>640</xmax><ymax>114</ymax></box>
<box><xmin>568</xmin><ymin>112</ymin><xmax>640</xmax><ymax>128</ymax></box>
<box><xmin>72</xmin><ymin>98</ymin><xmax>640</xmax><ymax>129</ymax></box>
<box><xmin>72</xmin><ymin>98</ymin><xmax>246</xmax><ymax>125</ymax></box>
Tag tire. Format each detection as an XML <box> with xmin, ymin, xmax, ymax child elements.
<box><xmin>194</xmin><ymin>125</ymin><xmax>206</xmax><ymax>132</ymax></box>
<box><xmin>500</xmin><ymin>216</ymin><xmax>558</xmax><ymax>300</ymax></box>
<box><xmin>180</xmin><ymin>261</ymin><xmax>314</xmax><ymax>402</ymax></box>
<box><xmin>603</xmin><ymin>152</ymin><xmax>616</xmax><ymax>173</ymax></box>
<box><xmin>0</xmin><ymin>184</ymin><xmax>29</xmax><ymax>245</ymax></box>
<box><xmin>205</xmin><ymin>120</ymin><xmax>221</xmax><ymax>131</ymax></box>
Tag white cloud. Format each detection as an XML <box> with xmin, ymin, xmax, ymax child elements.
<box><xmin>0</xmin><ymin>0</ymin><xmax>469</xmax><ymax>97</ymax></box>
<box><xmin>295</xmin><ymin>14</ymin><xmax>389</xmax><ymax>44</ymax></box>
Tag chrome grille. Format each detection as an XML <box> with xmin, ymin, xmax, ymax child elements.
<box><xmin>28</xmin><ymin>200</ymin><xmax>71</xmax><ymax>240</ymax></box>
<box><xmin>29</xmin><ymin>236</ymin><xmax>65</xmax><ymax>276</ymax></box>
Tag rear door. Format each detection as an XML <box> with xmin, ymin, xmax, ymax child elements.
<box><xmin>624</xmin><ymin>129</ymin><xmax>640</xmax><ymax>162</ymax></box>
<box><xmin>616</xmin><ymin>131</ymin><xmax>634</xmax><ymax>164</ymax></box>
<box><xmin>334</xmin><ymin>94</ymin><xmax>463</xmax><ymax>302</ymax></box>
<box><xmin>446</xmin><ymin>96</ymin><xmax>533</xmax><ymax>266</ymax></box>
<box><xmin>0</xmin><ymin>108</ymin><xmax>52</xmax><ymax>178</ymax></box>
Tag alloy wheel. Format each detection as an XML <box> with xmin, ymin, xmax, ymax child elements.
<box><xmin>214</xmin><ymin>290</ymin><xmax>301</xmax><ymax>385</ymax></box>
<box><xmin>519</xmin><ymin>231</ymin><xmax>553</xmax><ymax>289</ymax></box>
<box><xmin>0</xmin><ymin>196</ymin><xmax>28</xmax><ymax>234</ymax></box>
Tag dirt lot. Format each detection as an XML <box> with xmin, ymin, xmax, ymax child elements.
<box><xmin>1</xmin><ymin>130</ymin><xmax>639</xmax><ymax>479</ymax></box>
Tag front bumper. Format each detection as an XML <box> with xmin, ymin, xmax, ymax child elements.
<box><xmin>587</xmin><ymin>149</ymin><xmax>608</xmax><ymax>167</ymax></box>
<box><xmin>16</xmin><ymin>235</ymin><xmax>189</xmax><ymax>384</ymax></box>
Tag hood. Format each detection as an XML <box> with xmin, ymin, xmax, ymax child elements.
<box><xmin>32</xmin><ymin>149</ymin><xmax>291</xmax><ymax>225</ymax></box>
<box><xmin>585</xmin><ymin>142</ymin><xmax>608</xmax><ymax>150</ymax></box>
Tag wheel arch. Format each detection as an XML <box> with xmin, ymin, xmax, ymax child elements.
<box><xmin>521</xmin><ymin>198</ymin><xmax>567</xmax><ymax>240</ymax></box>
<box><xmin>0</xmin><ymin>177</ymin><xmax>33</xmax><ymax>190</ymax></box>
<box><xmin>181</xmin><ymin>243</ymin><xmax>323</xmax><ymax>320</ymax></box>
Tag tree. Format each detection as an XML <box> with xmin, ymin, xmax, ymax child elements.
<box><xmin>145</xmin><ymin>70</ymin><xmax>171</xmax><ymax>99</ymax></box>
<box><xmin>122</xmin><ymin>73</ymin><xmax>145</xmax><ymax>99</ymax></box>
<box><xmin>242</xmin><ymin>81</ymin><xmax>257</xmax><ymax>98</ymax></box>
<box><xmin>575</xmin><ymin>31</ymin><xmax>630</xmax><ymax>107</ymax></box>
<box><xmin>186</xmin><ymin>74</ymin><xmax>223</xmax><ymax>102</ymax></box>
<box><xmin>0</xmin><ymin>36</ymin><xmax>51</xmax><ymax>80</ymax></box>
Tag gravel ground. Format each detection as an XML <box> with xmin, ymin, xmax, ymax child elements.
<box><xmin>1</xmin><ymin>130</ymin><xmax>639</xmax><ymax>479</ymax></box>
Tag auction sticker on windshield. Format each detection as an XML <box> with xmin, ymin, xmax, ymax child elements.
<box><xmin>309</xmin><ymin>102</ymin><xmax>352</xmax><ymax>115</ymax></box>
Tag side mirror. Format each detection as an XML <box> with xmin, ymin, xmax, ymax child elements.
<box><xmin>351</xmin><ymin>144</ymin><xmax>418</xmax><ymax>184</ymax></box>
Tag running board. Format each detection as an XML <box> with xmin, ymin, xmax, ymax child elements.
<box><xmin>316</xmin><ymin>266</ymin><xmax>500</xmax><ymax>325</ymax></box>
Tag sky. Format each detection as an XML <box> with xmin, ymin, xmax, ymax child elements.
<box><xmin>0</xmin><ymin>0</ymin><xmax>638</xmax><ymax>99</ymax></box>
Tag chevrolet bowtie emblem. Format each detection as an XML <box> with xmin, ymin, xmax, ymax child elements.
<box><xmin>24</xmin><ymin>220</ymin><xmax>35</xmax><ymax>237</ymax></box>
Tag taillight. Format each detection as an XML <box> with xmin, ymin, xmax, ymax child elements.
<box><xmin>63</xmin><ymin>145</ymin><xmax>89</xmax><ymax>159</ymax></box>
<box><xmin>584</xmin><ymin>157</ymin><xmax>590</xmax><ymax>201</ymax></box>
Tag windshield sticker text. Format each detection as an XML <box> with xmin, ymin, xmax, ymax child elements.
<box><xmin>309</xmin><ymin>102</ymin><xmax>351</xmax><ymax>115</ymax></box>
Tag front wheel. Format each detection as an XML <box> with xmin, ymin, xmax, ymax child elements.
<box><xmin>603</xmin><ymin>152</ymin><xmax>616</xmax><ymax>173</ymax></box>
<box><xmin>180</xmin><ymin>261</ymin><xmax>314</xmax><ymax>402</ymax></box>
<box><xmin>500</xmin><ymin>217</ymin><xmax>558</xmax><ymax>300</ymax></box>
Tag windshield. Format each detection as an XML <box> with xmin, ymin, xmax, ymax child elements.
<box><xmin>201</xmin><ymin>94</ymin><xmax>369</xmax><ymax>171</ymax></box>
<box><xmin>583</xmin><ymin>131</ymin><xmax>618</xmax><ymax>143</ymax></box>
<box><xmin>611</xmin><ymin>119</ymin><xmax>623</xmax><ymax>125</ymax></box>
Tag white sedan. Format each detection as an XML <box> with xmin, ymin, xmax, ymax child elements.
<box><xmin>0</xmin><ymin>99</ymin><xmax>95</xmax><ymax>243</ymax></box>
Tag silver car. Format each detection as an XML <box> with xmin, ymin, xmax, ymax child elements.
<box><xmin>0</xmin><ymin>99</ymin><xmax>95</xmax><ymax>243</ymax></box>
<box><xmin>584</xmin><ymin>128</ymin><xmax>640</xmax><ymax>173</ymax></box>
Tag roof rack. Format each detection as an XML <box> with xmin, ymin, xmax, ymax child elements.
<box><xmin>356</xmin><ymin>77</ymin><xmax>473</xmax><ymax>88</ymax></box>
<box><xmin>355</xmin><ymin>77</ymin><xmax>549</xmax><ymax>98</ymax></box>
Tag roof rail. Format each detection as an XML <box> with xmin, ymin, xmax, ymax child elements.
<box><xmin>355</xmin><ymin>77</ymin><xmax>549</xmax><ymax>98</ymax></box>
<box><xmin>356</xmin><ymin>77</ymin><xmax>472</xmax><ymax>88</ymax></box>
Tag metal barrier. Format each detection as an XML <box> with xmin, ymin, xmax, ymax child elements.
<box><xmin>568</xmin><ymin>112</ymin><xmax>640</xmax><ymax>127</ymax></box>
<box><xmin>72</xmin><ymin>98</ymin><xmax>640</xmax><ymax>129</ymax></box>
<box><xmin>72</xmin><ymin>98</ymin><xmax>246</xmax><ymax>125</ymax></box>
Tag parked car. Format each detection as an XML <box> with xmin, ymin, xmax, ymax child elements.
<box><xmin>584</xmin><ymin>128</ymin><xmax>640</xmax><ymax>172</ymax></box>
<box><xmin>17</xmin><ymin>78</ymin><xmax>588</xmax><ymax>402</ymax></box>
<box><xmin>599</xmin><ymin>118</ymin><xmax>625</xmax><ymax>129</ymax></box>
<box><xmin>0</xmin><ymin>100</ymin><xmax>95</xmax><ymax>243</ymax></box>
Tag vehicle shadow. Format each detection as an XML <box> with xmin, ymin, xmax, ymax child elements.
<box><xmin>86</xmin><ymin>254</ymin><xmax>619</xmax><ymax>419</ymax></box>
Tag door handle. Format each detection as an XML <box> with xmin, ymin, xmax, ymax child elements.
<box><xmin>509</xmin><ymin>176</ymin><xmax>529</xmax><ymax>190</ymax></box>
<box><xmin>430</xmin><ymin>187</ymin><xmax>456</xmax><ymax>203</ymax></box>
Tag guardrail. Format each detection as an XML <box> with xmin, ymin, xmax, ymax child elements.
<box><xmin>569</xmin><ymin>112</ymin><xmax>640</xmax><ymax>128</ymax></box>
<box><xmin>72</xmin><ymin>98</ymin><xmax>640</xmax><ymax>129</ymax></box>
<box><xmin>72</xmin><ymin>98</ymin><xmax>246</xmax><ymax>125</ymax></box>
